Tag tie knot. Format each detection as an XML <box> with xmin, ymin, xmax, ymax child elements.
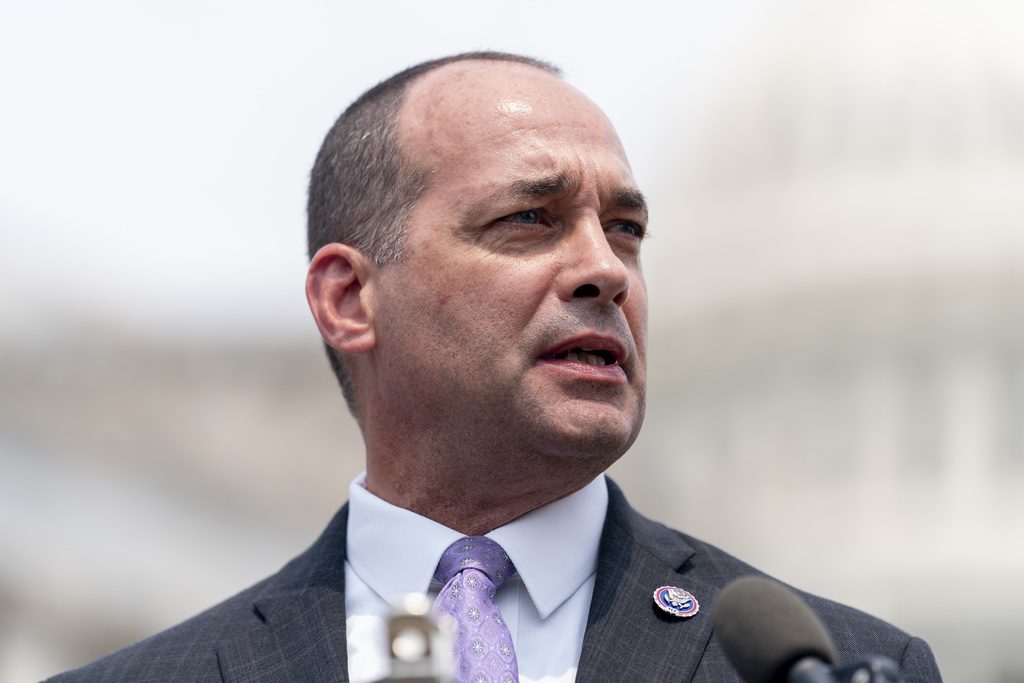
<box><xmin>434</xmin><ymin>536</ymin><xmax>515</xmax><ymax>588</ymax></box>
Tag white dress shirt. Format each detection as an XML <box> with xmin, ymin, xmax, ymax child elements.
<box><xmin>344</xmin><ymin>472</ymin><xmax>609</xmax><ymax>683</ymax></box>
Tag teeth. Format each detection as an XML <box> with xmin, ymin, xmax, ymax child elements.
<box><xmin>566</xmin><ymin>349</ymin><xmax>609</xmax><ymax>366</ymax></box>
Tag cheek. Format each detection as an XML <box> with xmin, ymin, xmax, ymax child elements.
<box><xmin>624</xmin><ymin>285</ymin><xmax>649</xmax><ymax>376</ymax></box>
<box><xmin>625</xmin><ymin>282</ymin><xmax>649</xmax><ymax>333</ymax></box>
<box><xmin>389</xmin><ymin>277</ymin><xmax>508</xmax><ymax>362</ymax></box>
<box><xmin>442</xmin><ymin>258</ymin><xmax>550</xmax><ymax>322</ymax></box>
<box><xmin>386</xmin><ymin>249</ymin><xmax>556</xmax><ymax>361</ymax></box>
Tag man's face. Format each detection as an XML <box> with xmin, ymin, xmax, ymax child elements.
<box><xmin>371</xmin><ymin>61</ymin><xmax>647</xmax><ymax>470</ymax></box>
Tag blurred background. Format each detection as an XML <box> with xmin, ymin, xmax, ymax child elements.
<box><xmin>2</xmin><ymin>0</ymin><xmax>1022</xmax><ymax>680</ymax></box>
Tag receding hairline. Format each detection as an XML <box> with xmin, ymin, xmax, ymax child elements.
<box><xmin>394</xmin><ymin>56</ymin><xmax>571</xmax><ymax>150</ymax></box>
<box><xmin>404</xmin><ymin>55</ymin><xmax>565</xmax><ymax>95</ymax></box>
<box><xmin>392</xmin><ymin>57</ymin><xmax>627</xmax><ymax>198</ymax></box>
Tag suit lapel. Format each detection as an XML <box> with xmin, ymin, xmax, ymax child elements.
<box><xmin>577</xmin><ymin>481</ymin><xmax>720</xmax><ymax>682</ymax></box>
<box><xmin>218</xmin><ymin>506</ymin><xmax>351</xmax><ymax>683</ymax></box>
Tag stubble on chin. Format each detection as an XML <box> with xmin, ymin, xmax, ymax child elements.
<box><xmin>496</xmin><ymin>384</ymin><xmax>646</xmax><ymax>473</ymax></box>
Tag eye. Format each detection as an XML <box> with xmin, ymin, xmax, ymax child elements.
<box><xmin>499</xmin><ymin>209</ymin><xmax>543</xmax><ymax>224</ymax></box>
<box><xmin>609</xmin><ymin>220</ymin><xmax>645</xmax><ymax>239</ymax></box>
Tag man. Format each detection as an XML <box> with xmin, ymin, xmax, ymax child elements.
<box><xmin>52</xmin><ymin>52</ymin><xmax>942</xmax><ymax>682</ymax></box>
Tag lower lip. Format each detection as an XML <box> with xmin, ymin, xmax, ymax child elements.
<box><xmin>537</xmin><ymin>358</ymin><xmax>627</xmax><ymax>383</ymax></box>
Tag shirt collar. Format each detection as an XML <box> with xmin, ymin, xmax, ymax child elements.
<box><xmin>346</xmin><ymin>473</ymin><xmax>608</xmax><ymax>619</ymax></box>
<box><xmin>486</xmin><ymin>474</ymin><xmax>608</xmax><ymax>618</ymax></box>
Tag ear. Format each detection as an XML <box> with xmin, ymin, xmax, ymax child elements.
<box><xmin>306</xmin><ymin>243</ymin><xmax>377</xmax><ymax>354</ymax></box>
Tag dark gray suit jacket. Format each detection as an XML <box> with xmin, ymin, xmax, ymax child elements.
<box><xmin>50</xmin><ymin>480</ymin><xmax>941</xmax><ymax>682</ymax></box>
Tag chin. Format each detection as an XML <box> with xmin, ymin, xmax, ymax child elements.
<box><xmin>536</xmin><ymin>402</ymin><xmax>644</xmax><ymax>463</ymax></box>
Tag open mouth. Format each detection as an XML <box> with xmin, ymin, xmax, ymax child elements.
<box><xmin>547</xmin><ymin>348</ymin><xmax>617</xmax><ymax>367</ymax></box>
<box><xmin>539</xmin><ymin>334</ymin><xmax>627</xmax><ymax>375</ymax></box>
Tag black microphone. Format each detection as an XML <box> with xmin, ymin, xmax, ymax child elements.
<box><xmin>712</xmin><ymin>576</ymin><xmax>903</xmax><ymax>683</ymax></box>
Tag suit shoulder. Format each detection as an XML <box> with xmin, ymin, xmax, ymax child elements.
<box><xmin>46</xmin><ymin>575</ymin><xmax>274</xmax><ymax>683</ymax></box>
<box><xmin>797</xmin><ymin>591</ymin><xmax>941</xmax><ymax>681</ymax></box>
<box><xmin>47</xmin><ymin>504</ymin><xmax>349</xmax><ymax>682</ymax></box>
<box><xmin>617</xmin><ymin>504</ymin><xmax>941</xmax><ymax>681</ymax></box>
<box><xmin>682</xmin><ymin>534</ymin><xmax>941</xmax><ymax>680</ymax></box>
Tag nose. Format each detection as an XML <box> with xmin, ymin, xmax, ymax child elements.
<box><xmin>557</xmin><ymin>220</ymin><xmax>630</xmax><ymax>307</ymax></box>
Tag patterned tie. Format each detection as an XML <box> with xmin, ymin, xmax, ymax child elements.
<box><xmin>432</xmin><ymin>537</ymin><xmax>519</xmax><ymax>683</ymax></box>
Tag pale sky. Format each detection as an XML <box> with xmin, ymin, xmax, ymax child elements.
<box><xmin>0</xmin><ymin>0</ymin><xmax>753</xmax><ymax>343</ymax></box>
<box><xmin>6</xmin><ymin>0</ymin><xmax>1019</xmax><ymax>347</ymax></box>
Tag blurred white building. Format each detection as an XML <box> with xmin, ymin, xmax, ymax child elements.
<box><xmin>616</xmin><ymin>3</ymin><xmax>1024</xmax><ymax>681</ymax></box>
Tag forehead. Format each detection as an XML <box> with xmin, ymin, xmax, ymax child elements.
<box><xmin>397</xmin><ymin>61</ymin><xmax>634</xmax><ymax>190</ymax></box>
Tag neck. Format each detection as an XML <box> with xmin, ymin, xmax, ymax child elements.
<box><xmin>364</xmin><ymin>455</ymin><xmax>598</xmax><ymax>535</ymax></box>
<box><xmin>356</xmin><ymin>390</ymin><xmax>622</xmax><ymax>535</ymax></box>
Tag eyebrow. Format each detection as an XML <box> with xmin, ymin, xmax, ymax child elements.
<box><xmin>479</xmin><ymin>172</ymin><xmax>649</xmax><ymax>221</ymax></box>
<box><xmin>612</xmin><ymin>187</ymin><xmax>649</xmax><ymax>221</ymax></box>
<box><xmin>507</xmin><ymin>172</ymin><xmax>580</xmax><ymax>201</ymax></box>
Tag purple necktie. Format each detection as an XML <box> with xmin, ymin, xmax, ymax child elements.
<box><xmin>432</xmin><ymin>537</ymin><xmax>519</xmax><ymax>683</ymax></box>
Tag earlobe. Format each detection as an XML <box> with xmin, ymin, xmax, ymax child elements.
<box><xmin>306</xmin><ymin>243</ymin><xmax>376</xmax><ymax>354</ymax></box>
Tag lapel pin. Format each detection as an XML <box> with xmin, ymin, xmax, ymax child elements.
<box><xmin>654</xmin><ymin>585</ymin><xmax>700</xmax><ymax>618</ymax></box>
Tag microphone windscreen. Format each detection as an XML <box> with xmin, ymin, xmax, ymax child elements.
<box><xmin>712</xmin><ymin>576</ymin><xmax>838</xmax><ymax>683</ymax></box>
